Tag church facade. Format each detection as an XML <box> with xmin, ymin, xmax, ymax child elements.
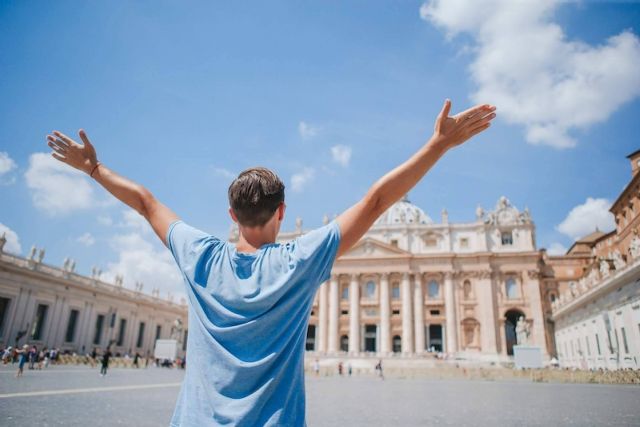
<box><xmin>264</xmin><ymin>196</ymin><xmax>550</xmax><ymax>361</ymax></box>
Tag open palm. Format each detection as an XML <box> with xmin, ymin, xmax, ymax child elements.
<box><xmin>433</xmin><ymin>99</ymin><xmax>496</xmax><ymax>150</ymax></box>
<box><xmin>46</xmin><ymin>130</ymin><xmax>99</xmax><ymax>175</ymax></box>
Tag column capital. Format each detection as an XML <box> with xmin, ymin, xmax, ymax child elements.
<box><xmin>444</xmin><ymin>271</ymin><xmax>454</xmax><ymax>281</ymax></box>
<box><xmin>349</xmin><ymin>273</ymin><xmax>360</xmax><ymax>282</ymax></box>
<box><xmin>379</xmin><ymin>272</ymin><xmax>390</xmax><ymax>280</ymax></box>
<box><xmin>401</xmin><ymin>272</ymin><xmax>410</xmax><ymax>280</ymax></box>
<box><xmin>330</xmin><ymin>274</ymin><xmax>340</xmax><ymax>282</ymax></box>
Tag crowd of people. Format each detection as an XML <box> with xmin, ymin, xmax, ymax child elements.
<box><xmin>2</xmin><ymin>344</ymin><xmax>61</xmax><ymax>377</ymax></box>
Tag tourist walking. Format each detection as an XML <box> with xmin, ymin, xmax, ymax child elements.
<box><xmin>46</xmin><ymin>98</ymin><xmax>495</xmax><ymax>425</ymax></box>
<box><xmin>15</xmin><ymin>344</ymin><xmax>28</xmax><ymax>378</ymax></box>
<box><xmin>313</xmin><ymin>358</ymin><xmax>320</xmax><ymax>376</ymax></box>
<box><xmin>375</xmin><ymin>359</ymin><xmax>384</xmax><ymax>380</ymax></box>
<box><xmin>100</xmin><ymin>348</ymin><xmax>111</xmax><ymax>376</ymax></box>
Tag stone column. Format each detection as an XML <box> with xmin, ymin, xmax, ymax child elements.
<box><xmin>348</xmin><ymin>274</ymin><xmax>360</xmax><ymax>354</ymax></box>
<box><xmin>478</xmin><ymin>271</ymin><xmax>498</xmax><ymax>354</ymax></box>
<box><xmin>413</xmin><ymin>273</ymin><xmax>425</xmax><ymax>354</ymax></box>
<box><xmin>379</xmin><ymin>273</ymin><xmax>391</xmax><ymax>355</ymax></box>
<box><xmin>327</xmin><ymin>275</ymin><xmax>340</xmax><ymax>353</ymax></box>
<box><xmin>444</xmin><ymin>272</ymin><xmax>458</xmax><ymax>354</ymax></box>
<box><xmin>526</xmin><ymin>270</ymin><xmax>549</xmax><ymax>356</ymax></box>
<box><xmin>318</xmin><ymin>280</ymin><xmax>329</xmax><ymax>353</ymax></box>
<box><xmin>401</xmin><ymin>272</ymin><xmax>414</xmax><ymax>354</ymax></box>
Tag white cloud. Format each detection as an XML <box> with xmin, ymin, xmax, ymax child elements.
<box><xmin>421</xmin><ymin>0</ymin><xmax>640</xmax><ymax>148</ymax></box>
<box><xmin>104</xmin><ymin>232</ymin><xmax>184</xmax><ymax>298</ymax></box>
<box><xmin>330</xmin><ymin>145</ymin><xmax>352</xmax><ymax>167</ymax></box>
<box><xmin>556</xmin><ymin>197</ymin><xmax>616</xmax><ymax>240</ymax></box>
<box><xmin>298</xmin><ymin>121</ymin><xmax>319</xmax><ymax>140</ymax></box>
<box><xmin>546</xmin><ymin>242</ymin><xmax>567</xmax><ymax>256</ymax></box>
<box><xmin>97</xmin><ymin>215</ymin><xmax>113</xmax><ymax>226</ymax></box>
<box><xmin>25</xmin><ymin>152</ymin><xmax>101</xmax><ymax>215</ymax></box>
<box><xmin>212</xmin><ymin>167</ymin><xmax>236</xmax><ymax>180</ymax></box>
<box><xmin>291</xmin><ymin>167</ymin><xmax>315</xmax><ymax>192</ymax></box>
<box><xmin>0</xmin><ymin>223</ymin><xmax>21</xmax><ymax>254</ymax></box>
<box><xmin>118</xmin><ymin>210</ymin><xmax>153</xmax><ymax>234</ymax></box>
<box><xmin>76</xmin><ymin>232</ymin><xmax>96</xmax><ymax>247</ymax></box>
<box><xmin>0</xmin><ymin>152</ymin><xmax>17</xmax><ymax>185</ymax></box>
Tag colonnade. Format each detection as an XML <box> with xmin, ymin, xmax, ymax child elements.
<box><xmin>316</xmin><ymin>272</ymin><xmax>460</xmax><ymax>355</ymax></box>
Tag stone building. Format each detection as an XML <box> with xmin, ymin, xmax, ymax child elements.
<box><xmin>231</xmin><ymin>195</ymin><xmax>550</xmax><ymax>361</ymax></box>
<box><xmin>546</xmin><ymin>150</ymin><xmax>640</xmax><ymax>370</ymax></box>
<box><xmin>0</xmin><ymin>245</ymin><xmax>187</xmax><ymax>357</ymax></box>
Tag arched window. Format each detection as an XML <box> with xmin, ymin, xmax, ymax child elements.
<box><xmin>365</xmin><ymin>281</ymin><xmax>376</xmax><ymax>299</ymax></box>
<box><xmin>428</xmin><ymin>280</ymin><xmax>440</xmax><ymax>298</ymax></box>
<box><xmin>505</xmin><ymin>278</ymin><xmax>518</xmax><ymax>299</ymax></box>
<box><xmin>341</xmin><ymin>285</ymin><xmax>349</xmax><ymax>300</ymax></box>
<box><xmin>550</xmin><ymin>293</ymin><xmax>556</xmax><ymax>303</ymax></box>
<box><xmin>463</xmin><ymin>280</ymin><xmax>473</xmax><ymax>299</ymax></box>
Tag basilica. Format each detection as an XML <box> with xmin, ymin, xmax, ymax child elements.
<box><xmin>266</xmin><ymin>195</ymin><xmax>550</xmax><ymax>361</ymax></box>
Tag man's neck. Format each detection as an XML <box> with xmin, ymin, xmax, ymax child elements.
<box><xmin>235</xmin><ymin>232</ymin><xmax>276</xmax><ymax>253</ymax></box>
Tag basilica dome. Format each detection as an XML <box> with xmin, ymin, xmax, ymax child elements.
<box><xmin>373</xmin><ymin>195</ymin><xmax>433</xmax><ymax>227</ymax></box>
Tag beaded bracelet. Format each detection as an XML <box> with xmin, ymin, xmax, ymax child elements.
<box><xmin>89</xmin><ymin>162</ymin><xmax>101</xmax><ymax>178</ymax></box>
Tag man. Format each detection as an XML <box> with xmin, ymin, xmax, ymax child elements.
<box><xmin>46</xmin><ymin>99</ymin><xmax>495</xmax><ymax>425</ymax></box>
<box><xmin>100</xmin><ymin>348</ymin><xmax>111</xmax><ymax>377</ymax></box>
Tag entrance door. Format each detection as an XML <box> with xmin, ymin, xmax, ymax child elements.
<box><xmin>428</xmin><ymin>324</ymin><xmax>443</xmax><ymax>352</ymax></box>
<box><xmin>364</xmin><ymin>324</ymin><xmax>377</xmax><ymax>352</ymax></box>
<box><xmin>306</xmin><ymin>325</ymin><xmax>316</xmax><ymax>351</ymax></box>
<box><xmin>504</xmin><ymin>309</ymin><xmax>524</xmax><ymax>356</ymax></box>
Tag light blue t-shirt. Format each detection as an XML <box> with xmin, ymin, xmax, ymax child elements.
<box><xmin>166</xmin><ymin>219</ymin><xmax>341</xmax><ymax>427</ymax></box>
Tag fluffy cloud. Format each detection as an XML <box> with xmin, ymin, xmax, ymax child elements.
<box><xmin>298</xmin><ymin>121</ymin><xmax>319</xmax><ymax>140</ymax></box>
<box><xmin>556</xmin><ymin>197</ymin><xmax>616</xmax><ymax>240</ymax></box>
<box><xmin>0</xmin><ymin>152</ymin><xmax>17</xmax><ymax>185</ymax></box>
<box><xmin>212</xmin><ymin>166</ymin><xmax>236</xmax><ymax>180</ymax></box>
<box><xmin>0</xmin><ymin>223</ymin><xmax>21</xmax><ymax>254</ymax></box>
<box><xmin>291</xmin><ymin>167</ymin><xmax>315</xmax><ymax>192</ymax></box>
<box><xmin>24</xmin><ymin>152</ymin><xmax>102</xmax><ymax>215</ymax></box>
<box><xmin>104</xmin><ymin>232</ymin><xmax>184</xmax><ymax>298</ymax></box>
<box><xmin>331</xmin><ymin>145</ymin><xmax>352</xmax><ymax>167</ymax></box>
<box><xmin>546</xmin><ymin>242</ymin><xmax>567</xmax><ymax>256</ymax></box>
<box><xmin>76</xmin><ymin>232</ymin><xmax>96</xmax><ymax>247</ymax></box>
<box><xmin>421</xmin><ymin>0</ymin><xmax>640</xmax><ymax>148</ymax></box>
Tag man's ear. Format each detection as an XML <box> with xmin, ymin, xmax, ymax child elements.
<box><xmin>278</xmin><ymin>202</ymin><xmax>286</xmax><ymax>221</ymax></box>
<box><xmin>228</xmin><ymin>207</ymin><xmax>238</xmax><ymax>223</ymax></box>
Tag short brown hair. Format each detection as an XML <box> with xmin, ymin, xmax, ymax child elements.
<box><xmin>228</xmin><ymin>167</ymin><xmax>285</xmax><ymax>227</ymax></box>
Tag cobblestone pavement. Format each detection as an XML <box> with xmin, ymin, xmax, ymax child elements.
<box><xmin>1</xmin><ymin>365</ymin><xmax>639</xmax><ymax>426</ymax></box>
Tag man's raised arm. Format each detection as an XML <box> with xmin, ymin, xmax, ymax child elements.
<box><xmin>335</xmin><ymin>99</ymin><xmax>496</xmax><ymax>258</ymax></box>
<box><xmin>46</xmin><ymin>130</ymin><xmax>178</xmax><ymax>246</ymax></box>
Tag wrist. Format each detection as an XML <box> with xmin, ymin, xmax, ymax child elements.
<box><xmin>88</xmin><ymin>162</ymin><xmax>101</xmax><ymax>178</ymax></box>
<box><xmin>426</xmin><ymin>135</ymin><xmax>451</xmax><ymax>155</ymax></box>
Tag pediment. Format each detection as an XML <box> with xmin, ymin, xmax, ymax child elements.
<box><xmin>343</xmin><ymin>237</ymin><xmax>410</xmax><ymax>258</ymax></box>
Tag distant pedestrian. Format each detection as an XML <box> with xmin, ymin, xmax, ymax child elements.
<box><xmin>100</xmin><ymin>349</ymin><xmax>111</xmax><ymax>376</ymax></box>
<box><xmin>375</xmin><ymin>359</ymin><xmax>384</xmax><ymax>380</ymax></box>
<box><xmin>338</xmin><ymin>362</ymin><xmax>343</xmax><ymax>376</ymax></box>
<box><xmin>2</xmin><ymin>346</ymin><xmax>12</xmax><ymax>364</ymax></box>
<box><xmin>313</xmin><ymin>358</ymin><xmax>320</xmax><ymax>376</ymax></box>
<box><xmin>28</xmin><ymin>345</ymin><xmax>37</xmax><ymax>370</ymax></box>
<box><xmin>16</xmin><ymin>344</ymin><xmax>28</xmax><ymax>378</ymax></box>
<box><xmin>90</xmin><ymin>348</ymin><xmax>98</xmax><ymax>368</ymax></box>
<box><xmin>347</xmin><ymin>363</ymin><xmax>352</xmax><ymax>376</ymax></box>
<box><xmin>133</xmin><ymin>352</ymin><xmax>140</xmax><ymax>368</ymax></box>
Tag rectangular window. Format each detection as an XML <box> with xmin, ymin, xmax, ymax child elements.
<box><xmin>392</xmin><ymin>309</ymin><xmax>400</xmax><ymax>316</ymax></box>
<box><xmin>117</xmin><ymin>318</ymin><xmax>127</xmax><ymax>347</ymax></box>
<box><xmin>621</xmin><ymin>327</ymin><xmax>629</xmax><ymax>354</ymax></box>
<box><xmin>595</xmin><ymin>333</ymin><xmax>601</xmax><ymax>355</ymax></box>
<box><xmin>606</xmin><ymin>330</ymin><xmax>613</xmax><ymax>353</ymax></box>
<box><xmin>136</xmin><ymin>322</ymin><xmax>146</xmax><ymax>348</ymax></box>
<box><xmin>614</xmin><ymin>329</ymin><xmax>620</xmax><ymax>353</ymax></box>
<box><xmin>430</xmin><ymin>310</ymin><xmax>440</xmax><ymax>316</ymax></box>
<box><xmin>460</xmin><ymin>238</ymin><xmax>469</xmax><ymax>249</ymax></box>
<box><xmin>155</xmin><ymin>325</ymin><xmax>162</xmax><ymax>341</ymax></box>
<box><xmin>31</xmin><ymin>304</ymin><xmax>48</xmax><ymax>341</ymax></box>
<box><xmin>390</xmin><ymin>239</ymin><xmax>398</xmax><ymax>247</ymax></box>
<box><xmin>65</xmin><ymin>309</ymin><xmax>80</xmax><ymax>343</ymax></box>
<box><xmin>341</xmin><ymin>309</ymin><xmax>349</xmax><ymax>315</ymax></box>
<box><xmin>341</xmin><ymin>286</ymin><xmax>349</xmax><ymax>300</ymax></box>
<box><xmin>93</xmin><ymin>315</ymin><xmax>105</xmax><ymax>345</ymax></box>
<box><xmin>585</xmin><ymin>336</ymin><xmax>590</xmax><ymax>356</ymax></box>
<box><xmin>391</xmin><ymin>284</ymin><xmax>400</xmax><ymax>300</ymax></box>
<box><xmin>0</xmin><ymin>297</ymin><xmax>10</xmax><ymax>337</ymax></box>
<box><xmin>182</xmin><ymin>330</ymin><xmax>188</xmax><ymax>351</ymax></box>
<box><xmin>501</xmin><ymin>231</ymin><xmax>513</xmax><ymax>245</ymax></box>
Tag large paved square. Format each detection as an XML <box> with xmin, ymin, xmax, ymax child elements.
<box><xmin>1</xmin><ymin>365</ymin><xmax>638</xmax><ymax>426</ymax></box>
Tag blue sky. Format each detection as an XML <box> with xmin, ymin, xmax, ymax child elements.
<box><xmin>1</xmin><ymin>1</ymin><xmax>639</xmax><ymax>295</ymax></box>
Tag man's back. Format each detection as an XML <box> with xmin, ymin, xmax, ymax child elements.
<box><xmin>167</xmin><ymin>219</ymin><xmax>341</xmax><ymax>427</ymax></box>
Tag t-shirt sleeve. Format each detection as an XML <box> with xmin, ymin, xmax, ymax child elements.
<box><xmin>287</xmin><ymin>220</ymin><xmax>341</xmax><ymax>285</ymax></box>
<box><xmin>166</xmin><ymin>220</ymin><xmax>221</xmax><ymax>287</ymax></box>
